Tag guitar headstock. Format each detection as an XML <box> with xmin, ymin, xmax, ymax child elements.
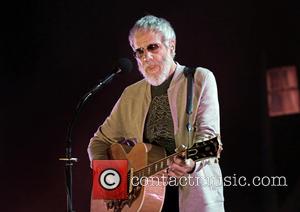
<box><xmin>186</xmin><ymin>137</ymin><xmax>219</xmax><ymax>161</ymax></box>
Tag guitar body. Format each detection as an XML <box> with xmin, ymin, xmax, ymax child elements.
<box><xmin>91</xmin><ymin>143</ymin><xmax>167</xmax><ymax>212</ymax></box>
<box><xmin>90</xmin><ymin>136</ymin><xmax>219</xmax><ymax>212</ymax></box>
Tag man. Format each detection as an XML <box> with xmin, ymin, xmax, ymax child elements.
<box><xmin>88</xmin><ymin>15</ymin><xmax>224</xmax><ymax>212</ymax></box>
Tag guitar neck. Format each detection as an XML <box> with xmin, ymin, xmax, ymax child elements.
<box><xmin>133</xmin><ymin>152</ymin><xmax>179</xmax><ymax>178</ymax></box>
<box><xmin>131</xmin><ymin>136</ymin><xmax>218</xmax><ymax>179</ymax></box>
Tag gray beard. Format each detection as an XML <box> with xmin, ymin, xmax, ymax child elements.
<box><xmin>140</xmin><ymin>62</ymin><xmax>172</xmax><ymax>86</ymax></box>
<box><xmin>143</xmin><ymin>68</ymin><xmax>169</xmax><ymax>86</ymax></box>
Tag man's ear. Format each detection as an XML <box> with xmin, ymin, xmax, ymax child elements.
<box><xmin>169</xmin><ymin>39</ymin><xmax>176</xmax><ymax>50</ymax></box>
<box><xmin>169</xmin><ymin>39</ymin><xmax>176</xmax><ymax>58</ymax></box>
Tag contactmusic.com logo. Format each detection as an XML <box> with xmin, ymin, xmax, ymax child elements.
<box><xmin>99</xmin><ymin>168</ymin><xmax>121</xmax><ymax>190</ymax></box>
<box><xmin>92</xmin><ymin>160</ymin><xmax>128</xmax><ymax>200</ymax></box>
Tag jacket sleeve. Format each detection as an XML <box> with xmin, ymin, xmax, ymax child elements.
<box><xmin>87</xmin><ymin>93</ymin><xmax>127</xmax><ymax>163</ymax></box>
<box><xmin>194</xmin><ymin>70</ymin><xmax>221</xmax><ymax>140</ymax></box>
<box><xmin>193</xmin><ymin>69</ymin><xmax>222</xmax><ymax>172</ymax></box>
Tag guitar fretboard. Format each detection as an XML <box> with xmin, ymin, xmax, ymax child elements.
<box><xmin>128</xmin><ymin>137</ymin><xmax>218</xmax><ymax>180</ymax></box>
<box><xmin>132</xmin><ymin>152</ymin><xmax>180</xmax><ymax>178</ymax></box>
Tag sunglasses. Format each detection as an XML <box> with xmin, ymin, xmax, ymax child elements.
<box><xmin>133</xmin><ymin>43</ymin><xmax>161</xmax><ymax>59</ymax></box>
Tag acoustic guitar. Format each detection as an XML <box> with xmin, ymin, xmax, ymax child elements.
<box><xmin>91</xmin><ymin>137</ymin><xmax>219</xmax><ymax>212</ymax></box>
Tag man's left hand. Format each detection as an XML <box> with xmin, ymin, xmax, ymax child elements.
<box><xmin>167</xmin><ymin>156</ymin><xmax>195</xmax><ymax>178</ymax></box>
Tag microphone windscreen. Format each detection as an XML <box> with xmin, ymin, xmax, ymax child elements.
<box><xmin>117</xmin><ymin>58</ymin><xmax>133</xmax><ymax>73</ymax></box>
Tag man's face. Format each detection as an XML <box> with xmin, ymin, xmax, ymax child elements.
<box><xmin>132</xmin><ymin>30</ymin><xmax>175</xmax><ymax>86</ymax></box>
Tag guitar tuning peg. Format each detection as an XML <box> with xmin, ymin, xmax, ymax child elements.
<box><xmin>175</xmin><ymin>144</ymin><xmax>187</xmax><ymax>153</ymax></box>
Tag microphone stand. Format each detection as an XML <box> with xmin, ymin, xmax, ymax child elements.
<box><xmin>59</xmin><ymin>69</ymin><xmax>121</xmax><ymax>212</ymax></box>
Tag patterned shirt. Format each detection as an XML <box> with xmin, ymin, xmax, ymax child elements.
<box><xmin>144</xmin><ymin>73</ymin><xmax>176</xmax><ymax>156</ymax></box>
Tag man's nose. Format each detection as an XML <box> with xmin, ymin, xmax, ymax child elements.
<box><xmin>142</xmin><ymin>50</ymin><xmax>154</xmax><ymax>61</ymax></box>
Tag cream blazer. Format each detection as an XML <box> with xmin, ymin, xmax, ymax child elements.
<box><xmin>88</xmin><ymin>63</ymin><xmax>224</xmax><ymax>212</ymax></box>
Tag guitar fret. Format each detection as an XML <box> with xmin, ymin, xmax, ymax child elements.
<box><xmin>131</xmin><ymin>136</ymin><xmax>218</xmax><ymax>180</ymax></box>
<box><xmin>150</xmin><ymin>165</ymin><xmax>154</xmax><ymax>176</ymax></box>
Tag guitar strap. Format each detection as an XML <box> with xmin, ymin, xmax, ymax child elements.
<box><xmin>118</xmin><ymin>138</ymin><xmax>137</xmax><ymax>147</ymax></box>
<box><xmin>183</xmin><ymin>67</ymin><xmax>196</xmax><ymax>115</ymax></box>
<box><xmin>183</xmin><ymin>66</ymin><xmax>196</xmax><ymax>148</ymax></box>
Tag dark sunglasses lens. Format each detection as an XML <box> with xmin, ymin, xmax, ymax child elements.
<box><xmin>134</xmin><ymin>44</ymin><xmax>159</xmax><ymax>58</ymax></box>
<box><xmin>147</xmin><ymin>44</ymin><xmax>159</xmax><ymax>51</ymax></box>
<box><xmin>134</xmin><ymin>48</ymin><xmax>144</xmax><ymax>58</ymax></box>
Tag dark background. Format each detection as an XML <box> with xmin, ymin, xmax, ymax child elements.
<box><xmin>2</xmin><ymin>0</ymin><xmax>300</xmax><ymax>211</ymax></box>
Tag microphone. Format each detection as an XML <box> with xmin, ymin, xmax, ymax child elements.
<box><xmin>77</xmin><ymin>58</ymin><xmax>132</xmax><ymax>107</ymax></box>
<box><xmin>89</xmin><ymin>57</ymin><xmax>133</xmax><ymax>94</ymax></box>
<box><xmin>112</xmin><ymin>57</ymin><xmax>133</xmax><ymax>74</ymax></box>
